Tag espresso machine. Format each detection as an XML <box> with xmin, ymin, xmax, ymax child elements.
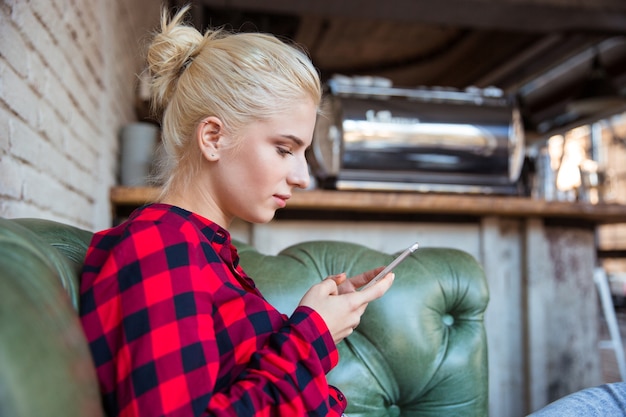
<box><xmin>307</xmin><ymin>77</ymin><xmax>526</xmax><ymax>194</ymax></box>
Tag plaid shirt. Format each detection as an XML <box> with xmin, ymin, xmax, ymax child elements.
<box><xmin>80</xmin><ymin>204</ymin><xmax>347</xmax><ymax>417</ymax></box>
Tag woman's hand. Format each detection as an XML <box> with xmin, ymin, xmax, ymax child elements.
<box><xmin>329</xmin><ymin>267</ymin><xmax>387</xmax><ymax>294</ymax></box>
<box><xmin>297</xmin><ymin>268</ymin><xmax>394</xmax><ymax>344</ymax></box>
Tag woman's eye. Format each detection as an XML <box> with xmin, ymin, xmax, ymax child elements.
<box><xmin>277</xmin><ymin>147</ymin><xmax>293</xmax><ymax>156</ymax></box>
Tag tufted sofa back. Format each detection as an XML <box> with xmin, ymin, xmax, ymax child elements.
<box><xmin>0</xmin><ymin>217</ymin><xmax>489</xmax><ymax>417</ymax></box>
<box><xmin>236</xmin><ymin>240</ymin><xmax>490</xmax><ymax>417</ymax></box>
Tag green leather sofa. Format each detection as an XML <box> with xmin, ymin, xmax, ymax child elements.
<box><xmin>0</xmin><ymin>217</ymin><xmax>489</xmax><ymax>417</ymax></box>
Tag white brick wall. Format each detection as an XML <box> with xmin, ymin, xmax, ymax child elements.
<box><xmin>0</xmin><ymin>0</ymin><xmax>159</xmax><ymax>230</ymax></box>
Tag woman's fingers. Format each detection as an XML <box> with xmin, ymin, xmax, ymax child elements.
<box><xmin>298</xmin><ymin>270</ymin><xmax>395</xmax><ymax>344</ymax></box>
<box><xmin>327</xmin><ymin>272</ymin><xmax>347</xmax><ymax>286</ymax></box>
<box><xmin>354</xmin><ymin>271</ymin><xmax>396</xmax><ymax>300</ymax></box>
<box><xmin>348</xmin><ymin>266</ymin><xmax>385</xmax><ymax>288</ymax></box>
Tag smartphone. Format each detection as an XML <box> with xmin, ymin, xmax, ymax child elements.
<box><xmin>359</xmin><ymin>242</ymin><xmax>419</xmax><ymax>291</ymax></box>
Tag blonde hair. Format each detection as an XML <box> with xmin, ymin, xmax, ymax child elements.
<box><xmin>145</xmin><ymin>6</ymin><xmax>322</xmax><ymax>196</ymax></box>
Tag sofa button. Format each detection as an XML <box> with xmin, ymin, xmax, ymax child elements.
<box><xmin>442</xmin><ymin>314</ymin><xmax>455</xmax><ymax>326</ymax></box>
<box><xmin>388</xmin><ymin>404</ymin><xmax>401</xmax><ymax>417</ymax></box>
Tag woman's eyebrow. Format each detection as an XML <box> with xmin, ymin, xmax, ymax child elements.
<box><xmin>280</xmin><ymin>134</ymin><xmax>305</xmax><ymax>147</ymax></box>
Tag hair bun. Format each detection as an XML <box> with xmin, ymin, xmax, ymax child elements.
<box><xmin>146</xmin><ymin>6</ymin><xmax>204</xmax><ymax>112</ymax></box>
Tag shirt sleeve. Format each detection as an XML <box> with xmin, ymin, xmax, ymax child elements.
<box><xmin>80</xmin><ymin>220</ymin><xmax>347</xmax><ymax>417</ymax></box>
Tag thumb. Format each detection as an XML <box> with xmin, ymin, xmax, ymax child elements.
<box><xmin>321</xmin><ymin>275</ymin><xmax>340</xmax><ymax>295</ymax></box>
<box><xmin>327</xmin><ymin>272</ymin><xmax>347</xmax><ymax>286</ymax></box>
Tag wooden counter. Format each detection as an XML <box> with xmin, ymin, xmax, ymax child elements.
<box><xmin>111</xmin><ymin>186</ymin><xmax>626</xmax><ymax>224</ymax></box>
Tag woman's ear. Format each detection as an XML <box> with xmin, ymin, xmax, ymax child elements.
<box><xmin>197</xmin><ymin>116</ymin><xmax>223</xmax><ymax>161</ymax></box>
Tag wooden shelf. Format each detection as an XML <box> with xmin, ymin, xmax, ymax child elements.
<box><xmin>111</xmin><ymin>186</ymin><xmax>160</xmax><ymax>204</ymax></box>
<box><xmin>110</xmin><ymin>186</ymin><xmax>626</xmax><ymax>224</ymax></box>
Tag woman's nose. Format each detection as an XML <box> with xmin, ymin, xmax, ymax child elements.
<box><xmin>288</xmin><ymin>155</ymin><xmax>311</xmax><ymax>189</ymax></box>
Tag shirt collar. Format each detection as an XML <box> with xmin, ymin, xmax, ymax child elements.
<box><xmin>147</xmin><ymin>203</ymin><xmax>241</xmax><ymax>269</ymax></box>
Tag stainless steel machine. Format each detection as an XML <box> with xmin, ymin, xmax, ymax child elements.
<box><xmin>307</xmin><ymin>78</ymin><xmax>526</xmax><ymax>194</ymax></box>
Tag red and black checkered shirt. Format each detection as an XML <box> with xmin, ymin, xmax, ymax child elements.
<box><xmin>79</xmin><ymin>204</ymin><xmax>347</xmax><ymax>416</ymax></box>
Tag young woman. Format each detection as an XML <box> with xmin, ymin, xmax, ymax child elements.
<box><xmin>79</xmin><ymin>6</ymin><xmax>394</xmax><ymax>417</ymax></box>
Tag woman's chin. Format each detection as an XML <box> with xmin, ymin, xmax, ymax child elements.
<box><xmin>242</xmin><ymin>210</ymin><xmax>277</xmax><ymax>225</ymax></box>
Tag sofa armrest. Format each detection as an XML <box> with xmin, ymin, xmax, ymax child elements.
<box><xmin>236</xmin><ymin>240</ymin><xmax>490</xmax><ymax>417</ymax></box>
<box><xmin>11</xmin><ymin>218</ymin><xmax>92</xmax><ymax>308</ymax></box>
<box><xmin>0</xmin><ymin>218</ymin><xmax>103</xmax><ymax>417</ymax></box>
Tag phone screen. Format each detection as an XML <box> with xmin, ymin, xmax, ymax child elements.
<box><xmin>359</xmin><ymin>242</ymin><xmax>419</xmax><ymax>291</ymax></box>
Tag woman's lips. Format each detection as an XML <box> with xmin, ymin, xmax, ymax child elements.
<box><xmin>273</xmin><ymin>194</ymin><xmax>290</xmax><ymax>208</ymax></box>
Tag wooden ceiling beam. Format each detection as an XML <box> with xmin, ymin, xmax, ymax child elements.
<box><xmin>198</xmin><ymin>0</ymin><xmax>626</xmax><ymax>33</ymax></box>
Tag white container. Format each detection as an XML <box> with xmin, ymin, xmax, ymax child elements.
<box><xmin>119</xmin><ymin>122</ymin><xmax>159</xmax><ymax>186</ymax></box>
